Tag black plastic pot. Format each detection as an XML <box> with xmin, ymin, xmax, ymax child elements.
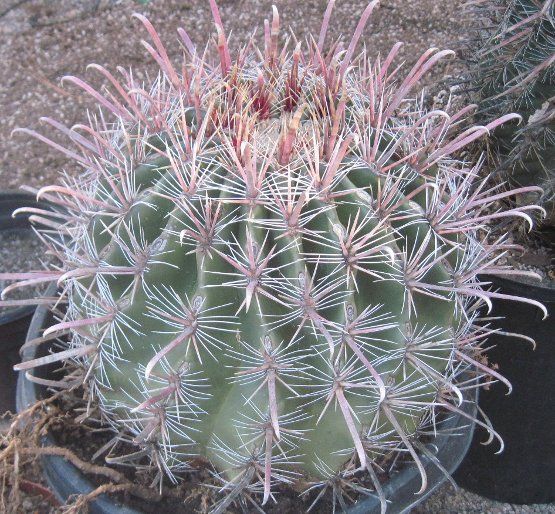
<box><xmin>17</xmin><ymin>294</ymin><xmax>477</xmax><ymax>514</ymax></box>
<box><xmin>454</xmin><ymin>275</ymin><xmax>555</xmax><ymax>504</ymax></box>
<box><xmin>0</xmin><ymin>191</ymin><xmax>51</xmax><ymax>421</ymax></box>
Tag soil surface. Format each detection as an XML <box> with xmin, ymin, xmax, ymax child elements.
<box><xmin>1</xmin><ymin>1</ymin><xmax>554</xmax><ymax>513</ymax></box>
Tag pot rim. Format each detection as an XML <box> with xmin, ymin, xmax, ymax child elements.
<box><xmin>17</xmin><ymin>287</ymin><xmax>478</xmax><ymax>514</ymax></box>
<box><xmin>479</xmin><ymin>273</ymin><xmax>555</xmax><ymax>301</ymax></box>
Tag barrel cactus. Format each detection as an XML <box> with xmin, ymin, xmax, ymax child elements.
<box><xmin>465</xmin><ymin>0</ymin><xmax>555</xmax><ymax>224</ymax></box>
<box><xmin>2</xmin><ymin>1</ymin><xmax>546</xmax><ymax>512</ymax></box>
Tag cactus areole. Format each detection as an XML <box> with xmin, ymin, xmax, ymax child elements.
<box><xmin>2</xmin><ymin>1</ymin><xmax>547</xmax><ymax>512</ymax></box>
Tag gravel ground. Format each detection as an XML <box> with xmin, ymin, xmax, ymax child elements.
<box><xmin>415</xmin><ymin>484</ymin><xmax>555</xmax><ymax>514</ymax></box>
<box><xmin>0</xmin><ymin>0</ymin><xmax>554</xmax><ymax>513</ymax></box>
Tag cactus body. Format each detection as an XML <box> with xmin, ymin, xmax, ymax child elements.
<box><xmin>3</xmin><ymin>2</ymin><xmax>546</xmax><ymax>511</ymax></box>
